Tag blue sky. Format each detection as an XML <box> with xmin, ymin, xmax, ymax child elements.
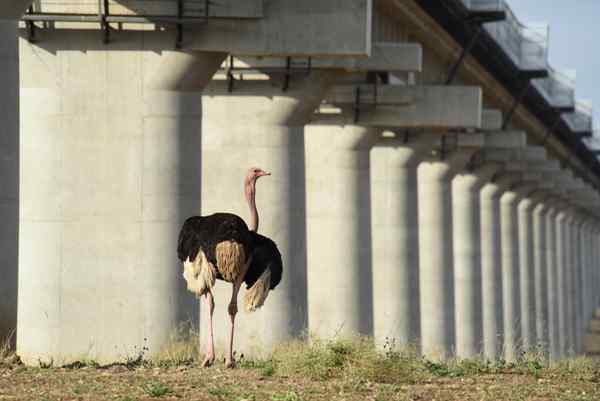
<box><xmin>506</xmin><ymin>0</ymin><xmax>600</xmax><ymax>127</ymax></box>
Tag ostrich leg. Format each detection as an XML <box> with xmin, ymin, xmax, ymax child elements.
<box><xmin>202</xmin><ymin>292</ymin><xmax>215</xmax><ymax>367</ymax></box>
<box><xmin>226</xmin><ymin>258</ymin><xmax>251</xmax><ymax>368</ymax></box>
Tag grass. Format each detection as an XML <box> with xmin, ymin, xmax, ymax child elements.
<box><xmin>140</xmin><ymin>380</ymin><xmax>173</xmax><ymax>397</ymax></box>
<box><xmin>0</xmin><ymin>334</ymin><xmax>599</xmax><ymax>400</ymax></box>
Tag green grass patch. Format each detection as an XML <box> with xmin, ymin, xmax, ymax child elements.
<box><xmin>140</xmin><ymin>380</ymin><xmax>173</xmax><ymax>397</ymax></box>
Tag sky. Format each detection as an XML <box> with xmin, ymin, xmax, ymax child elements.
<box><xmin>506</xmin><ymin>0</ymin><xmax>600</xmax><ymax>128</ymax></box>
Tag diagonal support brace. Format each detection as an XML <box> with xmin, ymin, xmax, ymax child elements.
<box><xmin>446</xmin><ymin>26</ymin><xmax>481</xmax><ymax>85</ymax></box>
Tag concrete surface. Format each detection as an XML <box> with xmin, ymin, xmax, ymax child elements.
<box><xmin>370</xmin><ymin>136</ymin><xmax>432</xmax><ymax>350</ymax></box>
<box><xmin>306</xmin><ymin>123</ymin><xmax>380</xmax><ymax>339</ymax></box>
<box><xmin>498</xmin><ymin>176</ymin><xmax>522</xmax><ymax>362</ymax></box>
<box><xmin>417</xmin><ymin>155</ymin><xmax>455</xmax><ymax>360</ymax></box>
<box><xmin>0</xmin><ymin>21</ymin><xmax>19</xmax><ymax>347</ymax></box>
<box><xmin>201</xmin><ymin>71</ymin><xmax>338</xmax><ymax>356</ymax></box>
<box><xmin>17</xmin><ymin>31</ymin><xmax>226</xmax><ymax>364</ymax></box>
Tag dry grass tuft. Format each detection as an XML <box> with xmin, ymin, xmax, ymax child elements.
<box><xmin>150</xmin><ymin>322</ymin><xmax>199</xmax><ymax>367</ymax></box>
<box><xmin>0</xmin><ymin>330</ymin><xmax>19</xmax><ymax>368</ymax></box>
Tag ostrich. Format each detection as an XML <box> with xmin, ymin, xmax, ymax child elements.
<box><xmin>177</xmin><ymin>167</ymin><xmax>283</xmax><ymax>368</ymax></box>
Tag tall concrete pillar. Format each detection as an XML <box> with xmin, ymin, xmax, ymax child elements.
<box><xmin>498</xmin><ymin>175</ymin><xmax>522</xmax><ymax>362</ymax></box>
<box><xmin>0</xmin><ymin>21</ymin><xmax>18</xmax><ymax>346</ymax></box>
<box><xmin>203</xmin><ymin>71</ymin><xmax>338</xmax><ymax>353</ymax></box>
<box><xmin>480</xmin><ymin>177</ymin><xmax>504</xmax><ymax>359</ymax></box>
<box><xmin>582</xmin><ymin>219</ymin><xmax>592</xmax><ymax>350</ymax></box>
<box><xmin>556</xmin><ymin>209</ymin><xmax>568</xmax><ymax>357</ymax></box>
<box><xmin>18</xmin><ymin>32</ymin><xmax>226</xmax><ymax>364</ymax></box>
<box><xmin>306</xmin><ymin>123</ymin><xmax>380</xmax><ymax>339</ymax></box>
<box><xmin>545</xmin><ymin>201</ymin><xmax>560</xmax><ymax>361</ymax></box>
<box><xmin>564</xmin><ymin>212</ymin><xmax>575</xmax><ymax>355</ymax></box>
<box><xmin>572</xmin><ymin>215</ymin><xmax>584</xmax><ymax>354</ymax></box>
<box><xmin>418</xmin><ymin>153</ymin><xmax>456</xmax><ymax>360</ymax></box>
<box><xmin>517</xmin><ymin>186</ymin><xmax>537</xmax><ymax>351</ymax></box>
<box><xmin>532</xmin><ymin>195</ymin><xmax>550</xmax><ymax>353</ymax></box>
<box><xmin>592</xmin><ymin>226</ymin><xmax>596</xmax><ymax>311</ymax></box>
<box><xmin>452</xmin><ymin>164</ymin><xmax>497</xmax><ymax>359</ymax></box>
<box><xmin>371</xmin><ymin>136</ymin><xmax>432</xmax><ymax>349</ymax></box>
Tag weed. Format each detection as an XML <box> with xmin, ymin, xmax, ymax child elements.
<box><xmin>151</xmin><ymin>322</ymin><xmax>199</xmax><ymax>367</ymax></box>
<box><xmin>38</xmin><ymin>358</ymin><xmax>54</xmax><ymax>369</ymax></box>
<box><xmin>208</xmin><ymin>386</ymin><xmax>234</xmax><ymax>399</ymax></box>
<box><xmin>515</xmin><ymin>350</ymin><xmax>546</xmax><ymax>378</ymax></box>
<box><xmin>271</xmin><ymin>391</ymin><xmax>301</xmax><ymax>401</ymax></box>
<box><xmin>141</xmin><ymin>380</ymin><xmax>173</xmax><ymax>398</ymax></box>
<box><xmin>124</xmin><ymin>339</ymin><xmax>150</xmax><ymax>369</ymax></box>
<box><xmin>240</xmin><ymin>358</ymin><xmax>276</xmax><ymax>377</ymax></box>
<box><xmin>63</xmin><ymin>359</ymin><xmax>101</xmax><ymax>369</ymax></box>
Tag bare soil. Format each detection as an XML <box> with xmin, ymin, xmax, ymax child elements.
<box><xmin>1</xmin><ymin>361</ymin><xmax>599</xmax><ymax>401</ymax></box>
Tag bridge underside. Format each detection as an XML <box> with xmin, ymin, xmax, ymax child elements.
<box><xmin>2</xmin><ymin>0</ymin><xmax>600</xmax><ymax>365</ymax></box>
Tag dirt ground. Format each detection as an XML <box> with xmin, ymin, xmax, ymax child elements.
<box><xmin>1</xmin><ymin>361</ymin><xmax>599</xmax><ymax>401</ymax></box>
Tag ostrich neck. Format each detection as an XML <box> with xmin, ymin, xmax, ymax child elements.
<box><xmin>245</xmin><ymin>179</ymin><xmax>259</xmax><ymax>232</ymax></box>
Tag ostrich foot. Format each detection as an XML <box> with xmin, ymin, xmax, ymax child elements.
<box><xmin>201</xmin><ymin>354</ymin><xmax>215</xmax><ymax>367</ymax></box>
<box><xmin>225</xmin><ymin>358</ymin><xmax>236</xmax><ymax>369</ymax></box>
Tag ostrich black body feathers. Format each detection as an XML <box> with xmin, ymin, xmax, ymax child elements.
<box><xmin>245</xmin><ymin>233</ymin><xmax>283</xmax><ymax>290</ymax></box>
<box><xmin>177</xmin><ymin>213</ymin><xmax>282</xmax><ymax>289</ymax></box>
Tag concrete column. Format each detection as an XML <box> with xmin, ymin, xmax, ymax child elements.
<box><xmin>452</xmin><ymin>164</ymin><xmax>497</xmax><ymax>359</ymax></box>
<box><xmin>480</xmin><ymin>177</ymin><xmax>504</xmax><ymax>360</ymax></box>
<box><xmin>584</xmin><ymin>223</ymin><xmax>594</xmax><ymax>326</ymax></box>
<box><xmin>18</xmin><ymin>32</ymin><xmax>226</xmax><ymax>365</ymax></box>
<box><xmin>0</xmin><ymin>21</ymin><xmax>18</xmax><ymax>346</ymax></box>
<box><xmin>590</xmin><ymin>225</ymin><xmax>600</xmax><ymax>313</ymax></box>
<box><xmin>203</xmin><ymin>71</ymin><xmax>338</xmax><ymax>354</ymax></box>
<box><xmin>418</xmin><ymin>154</ymin><xmax>457</xmax><ymax>360</ymax></box>
<box><xmin>532</xmin><ymin>195</ymin><xmax>550</xmax><ymax>353</ymax></box>
<box><xmin>568</xmin><ymin>213</ymin><xmax>580</xmax><ymax>354</ymax></box>
<box><xmin>595</xmin><ymin>227</ymin><xmax>600</xmax><ymax>311</ymax></box>
<box><xmin>371</xmin><ymin>136</ymin><xmax>432</xmax><ymax>349</ymax></box>
<box><xmin>517</xmin><ymin>187</ymin><xmax>537</xmax><ymax>351</ymax></box>
<box><xmin>499</xmin><ymin>177</ymin><xmax>522</xmax><ymax>362</ymax></box>
<box><xmin>306</xmin><ymin>123</ymin><xmax>380</xmax><ymax>339</ymax></box>
<box><xmin>583</xmin><ymin>219</ymin><xmax>592</xmax><ymax>349</ymax></box>
<box><xmin>592</xmin><ymin>226</ymin><xmax>596</xmax><ymax>312</ymax></box>
<box><xmin>556</xmin><ymin>209</ymin><xmax>568</xmax><ymax>357</ymax></box>
<box><xmin>545</xmin><ymin>202</ymin><xmax>560</xmax><ymax>361</ymax></box>
<box><xmin>585</xmin><ymin>223</ymin><xmax>593</xmax><ymax>325</ymax></box>
<box><xmin>572</xmin><ymin>216</ymin><xmax>584</xmax><ymax>354</ymax></box>
<box><xmin>564</xmin><ymin>212</ymin><xmax>575</xmax><ymax>355</ymax></box>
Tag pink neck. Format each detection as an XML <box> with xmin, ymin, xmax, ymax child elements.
<box><xmin>245</xmin><ymin>178</ymin><xmax>259</xmax><ymax>232</ymax></box>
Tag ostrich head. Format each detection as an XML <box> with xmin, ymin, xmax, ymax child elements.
<box><xmin>245</xmin><ymin>167</ymin><xmax>271</xmax><ymax>184</ymax></box>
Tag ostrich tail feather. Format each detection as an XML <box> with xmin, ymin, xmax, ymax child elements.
<box><xmin>184</xmin><ymin>252</ymin><xmax>216</xmax><ymax>296</ymax></box>
<box><xmin>243</xmin><ymin>268</ymin><xmax>272</xmax><ymax>312</ymax></box>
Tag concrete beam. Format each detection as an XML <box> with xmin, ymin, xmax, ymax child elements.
<box><xmin>19</xmin><ymin>0</ymin><xmax>372</xmax><ymax>56</ymax></box>
<box><xmin>483</xmin><ymin>146</ymin><xmax>547</xmax><ymax>165</ymax></box>
<box><xmin>482</xmin><ymin>131</ymin><xmax>527</xmax><ymax>148</ymax></box>
<box><xmin>238</xmin><ymin>43</ymin><xmax>422</xmax><ymax>72</ymax></box>
<box><xmin>320</xmin><ymin>85</ymin><xmax>482</xmax><ymax>129</ymax></box>
<box><xmin>482</xmin><ymin>109</ymin><xmax>503</xmax><ymax>131</ymax></box>
<box><xmin>26</xmin><ymin>0</ymin><xmax>263</xmax><ymax>18</ymax></box>
<box><xmin>235</xmin><ymin>42</ymin><xmax>423</xmax><ymax>75</ymax></box>
<box><xmin>506</xmin><ymin>160</ymin><xmax>561</xmax><ymax>173</ymax></box>
<box><xmin>175</xmin><ymin>0</ymin><xmax>372</xmax><ymax>56</ymax></box>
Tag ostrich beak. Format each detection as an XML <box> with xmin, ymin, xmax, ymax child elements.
<box><xmin>259</xmin><ymin>171</ymin><xmax>271</xmax><ymax>177</ymax></box>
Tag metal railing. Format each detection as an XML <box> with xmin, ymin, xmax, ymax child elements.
<box><xmin>464</xmin><ymin>0</ymin><xmax>549</xmax><ymax>71</ymax></box>
<box><xmin>28</xmin><ymin>0</ymin><xmax>210</xmax><ymax>18</ymax></box>
<box><xmin>533</xmin><ymin>68</ymin><xmax>575</xmax><ymax>108</ymax></box>
<box><xmin>565</xmin><ymin>101</ymin><xmax>593</xmax><ymax>133</ymax></box>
